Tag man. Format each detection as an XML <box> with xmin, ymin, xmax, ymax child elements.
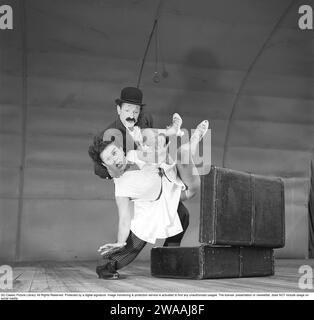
<box><xmin>88</xmin><ymin>86</ymin><xmax>190</xmax><ymax>279</ymax></box>
<box><xmin>91</xmin><ymin>86</ymin><xmax>152</xmax><ymax>180</ymax></box>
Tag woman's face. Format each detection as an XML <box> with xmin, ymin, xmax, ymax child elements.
<box><xmin>100</xmin><ymin>143</ymin><xmax>127</xmax><ymax>176</ymax></box>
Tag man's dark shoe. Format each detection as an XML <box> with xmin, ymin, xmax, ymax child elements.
<box><xmin>96</xmin><ymin>262</ymin><xmax>119</xmax><ymax>280</ymax></box>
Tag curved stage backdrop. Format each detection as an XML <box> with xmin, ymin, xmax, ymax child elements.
<box><xmin>0</xmin><ymin>0</ymin><xmax>313</xmax><ymax>262</ymax></box>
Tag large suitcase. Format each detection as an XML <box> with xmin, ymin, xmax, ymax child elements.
<box><xmin>151</xmin><ymin>246</ymin><xmax>274</xmax><ymax>279</ymax></box>
<box><xmin>200</xmin><ymin>166</ymin><xmax>285</xmax><ymax>248</ymax></box>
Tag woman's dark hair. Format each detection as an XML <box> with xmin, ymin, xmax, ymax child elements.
<box><xmin>88</xmin><ymin>138</ymin><xmax>114</xmax><ymax>166</ymax></box>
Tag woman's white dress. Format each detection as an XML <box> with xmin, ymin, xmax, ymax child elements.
<box><xmin>113</xmin><ymin>151</ymin><xmax>185</xmax><ymax>243</ymax></box>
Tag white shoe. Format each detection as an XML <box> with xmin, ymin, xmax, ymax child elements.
<box><xmin>191</xmin><ymin>120</ymin><xmax>209</xmax><ymax>143</ymax></box>
<box><xmin>166</xmin><ymin>113</ymin><xmax>184</xmax><ymax>137</ymax></box>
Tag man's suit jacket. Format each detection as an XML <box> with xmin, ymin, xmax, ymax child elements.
<box><xmin>89</xmin><ymin>111</ymin><xmax>154</xmax><ymax>180</ymax></box>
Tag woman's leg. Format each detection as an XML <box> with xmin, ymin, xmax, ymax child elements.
<box><xmin>190</xmin><ymin>120</ymin><xmax>209</xmax><ymax>155</ymax></box>
<box><xmin>142</xmin><ymin>113</ymin><xmax>183</xmax><ymax>138</ymax></box>
<box><xmin>163</xmin><ymin>201</ymin><xmax>190</xmax><ymax>247</ymax></box>
<box><xmin>176</xmin><ymin>120</ymin><xmax>209</xmax><ymax>200</ymax></box>
<box><xmin>136</xmin><ymin>113</ymin><xmax>184</xmax><ymax>164</ymax></box>
<box><xmin>176</xmin><ymin>143</ymin><xmax>201</xmax><ymax>201</ymax></box>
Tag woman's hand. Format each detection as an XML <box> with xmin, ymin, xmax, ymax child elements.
<box><xmin>97</xmin><ymin>242</ymin><xmax>126</xmax><ymax>255</ymax></box>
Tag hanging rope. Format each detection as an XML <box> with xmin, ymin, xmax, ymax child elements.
<box><xmin>153</xmin><ymin>21</ymin><xmax>160</xmax><ymax>83</ymax></box>
<box><xmin>136</xmin><ymin>0</ymin><xmax>164</xmax><ymax>88</ymax></box>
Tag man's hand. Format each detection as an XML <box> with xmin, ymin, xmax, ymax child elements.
<box><xmin>97</xmin><ymin>242</ymin><xmax>126</xmax><ymax>255</ymax></box>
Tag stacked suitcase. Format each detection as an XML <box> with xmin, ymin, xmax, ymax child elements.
<box><xmin>151</xmin><ymin>166</ymin><xmax>285</xmax><ymax>279</ymax></box>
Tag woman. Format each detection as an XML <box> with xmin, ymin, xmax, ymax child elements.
<box><xmin>93</xmin><ymin>114</ymin><xmax>209</xmax><ymax>255</ymax></box>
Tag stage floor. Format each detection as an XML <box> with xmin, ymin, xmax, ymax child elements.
<box><xmin>4</xmin><ymin>259</ymin><xmax>314</xmax><ymax>293</ymax></box>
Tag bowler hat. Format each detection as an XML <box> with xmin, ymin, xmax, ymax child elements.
<box><xmin>115</xmin><ymin>87</ymin><xmax>145</xmax><ymax>107</ymax></box>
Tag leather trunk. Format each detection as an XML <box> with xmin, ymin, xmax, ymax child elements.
<box><xmin>151</xmin><ymin>246</ymin><xmax>274</xmax><ymax>279</ymax></box>
<box><xmin>200</xmin><ymin>166</ymin><xmax>285</xmax><ymax>248</ymax></box>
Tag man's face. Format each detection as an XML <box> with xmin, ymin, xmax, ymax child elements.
<box><xmin>117</xmin><ymin>103</ymin><xmax>141</xmax><ymax>129</ymax></box>
<box><xmin>100</xmin><ymin>143</ymin><xmax>127</xmax><ymax>176</ymax></box>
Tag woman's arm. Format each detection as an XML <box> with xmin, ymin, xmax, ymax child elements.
<box><xmin>98</xmin><ymin>196</ymin><xmax>132</xmax><ymax>255</ymax></box>
<box><xmin>98</xmin><ymin>197</ymin><xmax>133</xmax><ymax>255</ymax></box>
<box><xmin>115</xmin><ymin>196</ymin><xmax>133</xmax><ymax>244</ymax></box>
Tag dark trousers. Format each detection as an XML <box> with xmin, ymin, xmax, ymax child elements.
<box><xmin>98</xmin><ymin>201</ymin><xmax>189</xmax><ymax>271</ymax></box>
